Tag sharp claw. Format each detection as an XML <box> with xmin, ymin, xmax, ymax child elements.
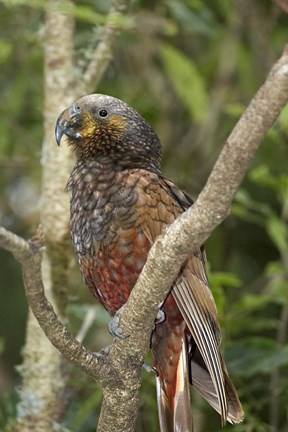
<box><xmin>142</xmin><ymin>363</ymin><xmax>157</xmax><ymax>374</ymax></box>
<box><xmin>93</xmin><ymin>345</ymin><xmax>111</xmax><ymax>358</ymax></box>
<box><xmin>155</xmin><ymin>309</ymin><xmax>166</xmax><ymax>324</ymax></box>
<box><xmin>151</xmin><ymin>307</ymin><xmax>166</xmax><ymax>333</ymax></box>
<box><xmin>108</xmin><ymin>304</ymin><xmax>130</xmax><ymax>339</ymax></box>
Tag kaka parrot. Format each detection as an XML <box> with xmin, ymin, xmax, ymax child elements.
<box><xmin>55</xmin><ymin>94</ymin><xmax>244</xmax><ymax>431</ymax></box>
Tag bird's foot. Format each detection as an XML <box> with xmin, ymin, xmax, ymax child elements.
<box><xmin>93</xmin><ymin>345</ymin><xmax>111</xmax><ymax>358</ymax></box>
<box><xmin>142</xmin><ymin>363</ymin><xmax>157</xmax><ymax>374</ymax></box>
<box><xmin>152</xmin><ymin>307</ymin><xmax>166</xmax><ymax>332</ymax></box>
<box><xmin>155</xmin><ymin>308</ymin><xmax>166</xmax><ymax>324</ymax></box>
<box><xmin>108</xmin><ymin>304</ymin><xmax>129</xmax><ymax>339</ymax></box>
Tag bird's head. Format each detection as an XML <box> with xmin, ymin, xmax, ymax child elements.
<box><xmin>55</xmin><ymin>94</ymin><xmax>162</xmax><ymax>170</ymax></box>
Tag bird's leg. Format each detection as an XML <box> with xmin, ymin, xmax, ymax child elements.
<box><xmin>93</xmin><ymin>344</ymin><xmax>112</xmax><ymax>358</ymax></box>
<box><xmin>142</xmin><ymin>305</ymin><xmax>165</xmax><ymax>374</ymax></box>
<box><xmin>143</xmin><ymin>306</ymin><xmax>165</xmax><ymax>372</ymax></box>
<box><xmin>142</xmin><ymin>363</ymin><xmax>158</xmax><ymax>375</ymax></box>
<box><xmin>108</xmin><ymin>303</ymin><xmax>164</xmax><ymax>338</ymax></box>
<box><xmin>108</xmin><ymin>303</ymin><xmax>129</xmax><ymax>339</ymax></box>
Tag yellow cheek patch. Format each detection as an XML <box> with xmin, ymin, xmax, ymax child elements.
<box><xmin>81</xmin><ymin>113</ymin><xmax>128</xmax><ymax>143</ymax></box>
<box><xmin>81</xmin><ymin>113</ymin><xmax>98</xmax><ymax>139</ymax></box>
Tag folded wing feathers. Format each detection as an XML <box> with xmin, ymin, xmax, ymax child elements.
<box><xmin>138</xmin><ymin>176</ymin><xmax>243</xmax><ymax>425</ymax></box>
<box><xmin>172</xmin><ymin>270</ymin><xmax>228</xmax><ymax>425</ymax></box>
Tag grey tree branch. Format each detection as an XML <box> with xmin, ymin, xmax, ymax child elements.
<box><xmin>1</xmin><ymin>45</ymin><xmax>288</xmax><ymax>432</ymax></box>
<box><xmin>0</xmin><ymin>226</ymin><xmax>121</xmax><ymax>387</ymax></box>
<box><xmin>96</xmin><ymin>44</ymin><xmax>288</xmax><ymax>431</ymax></box>
<box><xmin>78</xmin><ymin>0</ymin><xmax>130</xmax><ymax>96</ymax></box>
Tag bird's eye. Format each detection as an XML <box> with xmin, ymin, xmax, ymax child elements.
<box><xmin>98</xmin><ymin>109</ymin><xmax>108</xmax><ymax>118</ymax></box>
<box><xmin>73</xmin><ymin>104</ymin><xmax>81</xmax><ymax>113</ymax></box>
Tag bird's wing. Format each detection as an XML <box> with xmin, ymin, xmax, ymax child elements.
<box><xmin>132</xmin><ymin>171</ymin><xmax>243</xmax><ymax>424</ymax></box>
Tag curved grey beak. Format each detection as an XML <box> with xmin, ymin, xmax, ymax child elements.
<box><xmin>55</xmin><ymin>112</ymin><xmax>66</xmax><ymax>146</ymax></box>
<box><xmin>55</xmin><ymin>108</ymin><xmax>82</xmax><ymax>145</ymax></box>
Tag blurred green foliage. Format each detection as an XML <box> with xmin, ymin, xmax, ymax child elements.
<box><xmin>0</xmin><ymin>0</ymin><xmax>288</xmax><ymax>431</ymax></box>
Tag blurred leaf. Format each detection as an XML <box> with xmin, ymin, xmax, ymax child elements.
<box><xmin>234</xmin><ymin>189</ymin><xmax>252</xmax><ymax>207</ymax></box>
<box><xmin>166</xmin><ymin>0</ymin><xmax>214</xmax><ymax>35</ymax></box>
<box><xmin>278</xmin><ymin>101</ymin><xmax>288</xmax><ymax>134</ymax></box>
<box><xmin>266</xmin><ymin>216</ymin><xmax>287</xmax><ymax>253</ymax></box>
<box><xmin>223</xmin><ymin>102</ymin><xmax>245</xmax><ymax>118</ymax></box>
<box><xmin>0</xmin><ymin>389</ymin><xmax>18</xmax><ymax>429</ymax></box>
<box><xmin>227</xmin><ymin>338</ymin><xmax>288</xmax><ymax>377</ymax></box>
<box><xmin>68</xmin><ymin>386</ymin><xmax>102</xmax><ymax>432</ymax></box>
<box><xmin>2</xmin><ymin>0</ymin><xmax>128</xmax><ymax>26</ymax></box>
<box><xmin>161</xmin><ymin>44</ymin><xmax>208</xmax><ymax>123</ymax></box>
<box><xmin>232</xmin><ymin>189</ymin><xmax>271</xmax><ymax>225</ymax></box>
<box><xmin>209</xmin><ymin>272</ymin><xmax>241</xmax><ymax>317</ymax></box>
<box><xmin>268</xmin><ymin>277</ymin><xmax>288</xmax><ymax>304</ymax></box>
<box><xmin>279</xmin><ymin>175</ymin><xmax>288</xmax><ymax>211</ymax></box>
<box><xmin>0</xmin><ymin>41</ymin><xmax>12</xmax><ymax>64</ymax></box>
<box><xmin>238</xmin><ymin>293</ymin><xmax>271</xmax><ymax>312</ymax></box>
<box><xmin>231</xmin><ymin>204</ymin><xmax>265</xmax><ymax>226</ymax></box>
<box><xmin>0</xmin><ymin>338</ymin><xmax>4</xmax><ymax>354</ymax></box>
<box><xmin>234</xmin><ymin>189</ymin><xmax>272</xmax><ymax>216</ymax></box>
<box><xmin>232</xmin><ymin>203</ymin><xmax>263</xmax><ymax>224</ymax></box>
<box><xmin>249</xmin><ymin>164</ymin><xmax>278</xmax><ymax>189</ymax></box>
<box><xmin>209</xmin><ymin>271</ymin><xmax>241</xmax><ymax>288</ymax></box>
<box><xmin>265</xmin><ymin>260</ymin><xmax>286</xmax><ymax>276</ymax></box>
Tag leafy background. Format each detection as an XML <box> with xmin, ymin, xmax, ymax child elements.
<box><xmin>0</xmin><ymin>0</ymin><xmax>288</xmax><ymax>431</ymax></box>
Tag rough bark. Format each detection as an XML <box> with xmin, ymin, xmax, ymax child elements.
<box><xmin>1</xmin><ymin>45</ymin><xmax>287</xmax><ymax>431</ymax></box>
<box><xmin>12</xmin><ymin>2</ymin><xmax>75</xmax><ymax>430</ymax></box>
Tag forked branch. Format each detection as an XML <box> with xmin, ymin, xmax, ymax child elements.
<box><xmin>0</xmin><ymin>45</ymin><xmax>288</xmax><ymax>432</ymax></box>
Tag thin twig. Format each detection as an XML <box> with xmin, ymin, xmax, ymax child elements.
<box><xmin>0</xmin><ymin>227</ymin><xmax>31</xmax><ymax>260</ymax></box>
<box><xmin>79</xmin><ymin>0</ymin><xmax>130</xmax><ymax>96</ymax></box>
<box><xmin>76</xmin><ymin>308</ymin><xmax>97</xmax><ymax>343</ymax></box>
<box><xmin>0</xmin><ymin>226</ymin><xmax>110</xmax><ymax>384</ymax></box>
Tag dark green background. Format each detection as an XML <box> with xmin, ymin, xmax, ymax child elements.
<box><xmin>1</xmin><ymin>1</ymin><xmax>288</xmax><ymax>430</ymax></box>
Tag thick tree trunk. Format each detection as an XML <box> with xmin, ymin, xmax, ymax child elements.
<box><xmin>12</xmin><ymin>0</ymin><xmax>130</xmax><ymax>429</ymax></box>
<box><xmin>13</xmin><ymin>2</ymin><xmax>76</xmax><ymax>430</ymax></box>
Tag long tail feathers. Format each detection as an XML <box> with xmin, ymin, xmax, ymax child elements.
<box><xmin>172</xmin><ymin>266</ymin><xmax>244</xmax><ymax>426</ymax></box>
<box><xmin>154</xmin><ymin>260</ymin><xmax>244</xmax><ymax>430</ymax></box>
<box><xmin>191</xmin><ymin>348</ymin><xmax>244</xmax><ymax>424</ymax></box>
<box><xmin>156</xmin><ymin>338</ymin><xmax>193</xmax><ymax>432</ymax></box>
